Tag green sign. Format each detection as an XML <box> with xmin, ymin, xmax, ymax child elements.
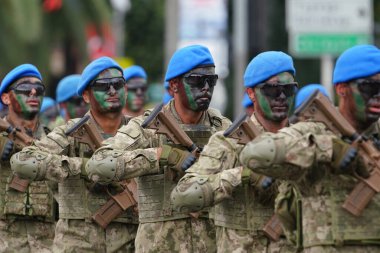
<box><xmin>291</xmin><ymin>33</ymin><xmax>371</xmax><ymax>57</ymax></box>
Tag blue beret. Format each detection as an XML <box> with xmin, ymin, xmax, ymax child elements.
<box><xmin>242</xmin><ymin>93</ymin><xmax>253</xmax><ymax>108</ymax></box>
<box><xmin>40</xmin><ymin>97</ymin><xmax>56</xmax><ymax>113</ymax></box>
<box><xmin>77</xmin><ymin>57</ymin><xmax>123</xmax><ymax>96</ymax></box>
<box><xmin>56</xmin><ymin>74</ymin><xmax>81</xmax><ymax>103</ymax></box>
<box><xmin>333</xmin><ymin>45</ymin><xmax>380</xmax><ymax>84</ymax></box>
<box><xmin>0</xmin><ymin>64</ymin><xmax>42</xmax><ymax>99</ymax></box>
<box><xmin>244</xmin><ymin>51</ymin><xmax>295</xmax><ymax>88</ymax></box>
<box><xmin>123</xmin><ymin>65</ymin><xmax>147</xmax><ymax>81</ymax></box>
<box><xmin>295</xmin><ymin>84</ymin><xmax>329</xmax><ymax>109</ymax></box>
<box><xmin>165</xmin><ymin>45</ymin><xmax>215</xmax><ymax>81</ymax></box>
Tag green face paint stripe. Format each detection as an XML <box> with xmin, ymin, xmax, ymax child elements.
<box><xmin>15</xmin><ymin>93</ymin><xmax>31</xmax><ymax>116</ymax></box>
<box><xmin>352</xmin><ymin>88</ymin><xmax>367</xmax><ymax>122</ymax></box>
<box><xmin>118</xmin><ymin>88</ymin><xmax>126</xmax><ymax>108</ymax></box>
<box><xmin>66</xmin><ymin>102</ymin><xmax>77</xmax><ymax>118</ymax></box>
<box><xmin>256</xmin><ymin>89</ymin><xmax>273</xmax><ymax>119</ymax></box>
<box><xmin>277</xmin><ymin>72</ymin><xmax>294</xmax><ymax>83</ymax></box>
<box><xmin>183</xmin><ymin>83</ymin><xmax>198</xmax><ymax>111</ymax></box>
<box><xmin>286</xmin><ymin>96</ymin><xmax>295</xmax><ymax>116</ymax></box>
<box><xmin>127</xmin><ymin>91</ymin><xmax>139</xmax><ymax>111</ymax></box>
<box><xmin>93</xmin><ymin>90</ymin><xmax>111</xmax><ymax>110</ymax></box>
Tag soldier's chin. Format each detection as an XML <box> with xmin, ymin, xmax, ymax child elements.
<box><xmin>365</xmin><ymin>112</ymin><xmax>380</xmax><ymax>123</ymax></box>
<box><xmin>194</xmin><ymin>101</ymin><xmax>210</xmax><ymax>112</ymax></box>
<box><xmin>269</xmin><ymin>112</ymin><xmax>288</xmax><ymax>122</ymax></box>
<box><xmin>105</xmin><ymin>105</ymin><xmax>123</xmax><ymax>113</ymax></box>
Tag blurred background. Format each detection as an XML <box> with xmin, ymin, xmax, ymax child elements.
<box><xmin>0</xmin><ymin>0</ymin><xmax>379</xmax><ymax>119</ymax></box>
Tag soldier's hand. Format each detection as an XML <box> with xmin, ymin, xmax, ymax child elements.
<box><xmin>159</xmin><ymin>144</ymin><xmax>196</xmax><ymax>172</ymax></box>
<box><xmin>242</xmin><ymin>167</ymin><xmax>273</xmax><ymax>189</ymax></box>
<box><xmin>0</xmin><ymin>139</ymin><xmax>14</xmax><ymax>161</ymax></box>
<box><xmin>331</xmin><ymin>138</ymin><xmax>370</xmax><ymax>178</ymax></box>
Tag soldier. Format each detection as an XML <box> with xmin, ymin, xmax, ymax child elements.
<box><xmin>86</xmin><ymin>45</ymin><xmax>231</xmax><ymax>252</ymax></box>
<box><xmin>39</xmin><ymin>96</ymin><xmax>63</xmax><ymax>131</ymax></box>
<box><xmin>11</xmin><ymin>57</ymin><xmax>138</xmax><ymax>252</ymax></box>
<box><xmin>171</xmin><ymin>51</ymin><xmax>297</xmax><ymax>252</ymax></box>
<box><xmin>239</xmin><ymin>45</ymin><xmax>380</xmax><ymax>252</ymax></box>
<box><xmin>0</xmin><ymin>64</ymin><xmax>55</xmax><ymax>252</ymax></box>
<box><xmin>56</xmin><ymin>74</ymin><xmax>88</xmax><ymax>122</ymax></box>
<box><xmin>122</xmin><ymin>65</ymin><xmax>148</xmax><ymax>117</ymax></box>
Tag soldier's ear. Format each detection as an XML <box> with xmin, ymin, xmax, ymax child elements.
<box><xmin>82</xmin><ymin>90</ymin><xmax>90</xmax><ymax>103</ymax></box>
<box><xmin>246</xmin><ymin>88</ymin><xmax>256</xmax><ymax>103</ymax></box>
<box><xmin>335</xmin><ymin>83</ymin><xmax>349</xmax><ymax>97</ymax></box>
<box><xmin>169</xmin><ymin>79</ymin><xmax>179</xmax><ymax>93</ymax></box>
<box><xmin>1</xmin><ymin>93</ymin><xmax>10</xmax><ymax>105</ymax></box>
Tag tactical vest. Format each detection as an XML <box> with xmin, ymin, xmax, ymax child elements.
<box><xmin>138</xmin><ymin>123</ymin><xmax>219</xmax><ymax>223</ymax></box>
<box><xmin>0</xmin><ymin>162</ymin><xmax>55</xmax><ymax>222</ymax></box>
<box><xmin>302</xmin><ymin>174</ymin><xmax>380</xmax><ymax>248</ymax></box>
<box><xmin>214</xmin><ymin>181</ymin><xmax>274</xmax><ymax>232</ymax></box>
<box><xmin>58</xmin><ymin>121</ymin><xmax>138</xmax><ymax>224</ymax></box>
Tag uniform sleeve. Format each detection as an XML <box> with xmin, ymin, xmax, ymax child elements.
<box><xmin>239</xmin><ymin>121</ymin><xmax>335</xmax><ymax>181</ymax></box>
<box><xmin>170</xmin><ymin>131</ymin><xmax>244</xmax><ymax>211</ymax></box>
<box><xmin>11</xmin><ymin>120</ymin><xmax>85</xmax><ymax>182</ymax></box>
<box><xmin>86</xmin><ymin>116</ymin><xmax>161</xmax><ymax>183</ymax></box>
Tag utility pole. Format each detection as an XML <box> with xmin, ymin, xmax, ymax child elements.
<box><xmin>233</xmin><ymin>0</ymin><xmax>248</xmax><ymax>118</ymax></box>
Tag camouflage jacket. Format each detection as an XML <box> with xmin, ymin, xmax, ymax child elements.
<box><xmin>10</xmin><ymin>112</ymin><xmax>135</xmax><ymax>223</ymax></box>
<box><xmin>172</xmin><ymin>113</ymin><xmax>283</xmax><ymax>232</ymax></box>
<box><xmin>88</xmin><ymin>100</ymin><xmax>231</xmax><ymax>222</ymax></box>
<box><xmin>0</xmin><ymin>117</ymin><xmax>55</xmax><ymax>221</ymax></box>
<box><xmin>240</xmin><ymin>120</ymin><xmax>380</xmax><ymax>247</ymax></box>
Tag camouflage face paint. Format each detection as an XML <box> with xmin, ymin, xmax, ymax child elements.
<box><xmin>126</xmin><ymin>78</ymin><xmax>147</xmax><ymax>112</ymax></box>
<box><xmin>350</xmin><ymin>84</ymin><xmax>367</xmax><ymax>123</ymax></box>
<box><xmin>92</xmin><ymin>86</ymin><xmax>125</xmax><ymax>113</ymax></box>
<box><xmin>255</xmin><ymin>72</ymin><xmax>295</xmax><ymax>121</ymax></box>
<box><xmin>178</xmin><ymin>67</ymin><xmax>215</xmax><ymax>112</ymax></box>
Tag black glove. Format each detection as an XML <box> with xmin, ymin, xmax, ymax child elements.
<box><xmin>332</xmin><ymin>138</ymin><xmax>369</xmax><ymax>178</ymax></box>
<box><xmin>0</xmin><ymin>139</ymin><xmax>14</xmax><ymax>161</ymax></box>
<box><xmin>160</xmin><ymin>144</ymin><xmax>196</xmax><ymax>172</ymax></box>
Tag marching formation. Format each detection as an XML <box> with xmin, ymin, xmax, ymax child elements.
<box><xmin>0</xmin><ymin>43</ymin><xmax>379</xmax><ymax>253</ymax></box>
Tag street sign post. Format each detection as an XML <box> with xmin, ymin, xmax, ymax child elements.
<box><xmin>286</xmin><ymin>0</ymin><xmax>373</xmax><ymax>100</ymax></box>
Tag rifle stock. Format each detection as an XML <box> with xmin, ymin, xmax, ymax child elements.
<box><xmin>0</xmin><ymin>118</ymin><xmax>34</xmax><ymax>192</ymax></box>
<box><xmin>65</xmin><ymin>115</ymin><xmax>139</xmax><ymax>226</ymax></box>
<box><xmin>293</xmin><ymin>90</ymin><xmax>380</xmax><ymax>216</ymax></box>
<box><xmin>223</xmin><ymin>113</ymin><xmax>261</xmax><ymax>145</ymax></box>
<box><xmin>65</xmin><ymin>115</ymin><xmax>103</xmax><ymax>151</ymax></box>
<box><xmin>141</xmin><ymin>103</ymin><xmax>198</xmax><ymax>153</ymax></box>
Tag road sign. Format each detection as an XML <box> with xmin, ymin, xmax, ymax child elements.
<box><xmin>290</xmin><ymin>33</ymin><xmax>372</xmax><ymax>57</ymax></box>
<box><xmin>286</xmin><ymin>0</ymin><xmax>373</xmax><ymax>57</ymax></box>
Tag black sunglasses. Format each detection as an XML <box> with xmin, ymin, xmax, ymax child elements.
<box><xmin>9</xmin><ymin>82</ymin><xmax>45</xmax><ymax>96</ymax></box>
<box><xmin>353</xmin><ymin>79</ymin><xmax>380</xmax><ymax>97</ymax></box>
<box><xmin>257</xmin><ymin>82</ymin><xmax>298</xmax><ymax>98</ymax></box>
<box><xmin>90</xmin><ymin>77</ymin><xmax>125</xmax><ymax>92</ymax></box>
<box><xmin>182</xmin><ymin>74</ymin><xmax>218</xmax><ymax>88</ymax></box>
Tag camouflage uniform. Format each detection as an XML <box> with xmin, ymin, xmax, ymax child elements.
<box><xmin>11</xmin><ymin>113</ymin><xmax>137</xmax><ymax>253</ymax></box>
<box><xmin>171</xmin><ymin>114</ymin><xmax>295</xmax><ymax>253</ymax></box>
<box><xmin>0</xmin><ymin>118</ymin><xmax>56</xmax><ymax>253</ymax></box>
<box><xmin>240</xmin><ymin>121</ymin><xmax>380</xmax><ymax>252</ymax></box>
<box><xmin>87</xmin><ymin>100</ymin><xmax>231</xmax><ymax>252</ymax></box>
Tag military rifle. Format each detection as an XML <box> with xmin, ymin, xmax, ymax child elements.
<box><xmin>291</xmin><ymin>90</ymin><xmax>380</xmax><ymax>216</ymax></box>
<box><xmin>141</xmin><ymin>102</ymin><xmax>199</xmax><ymax>154</ymax></box>
<box><xmin>224</xmin><ymin>113</ymin><xmax>282</xmax><ymax>242</ymax></box>
<box><xmin>0</xmin><ymin>118</ymin><xmax>34</xmax><ymax>192</ymax></box>
<box><xmin>65</xmin><ymin>114</ymin><xmax>138</xmax><ymax>228</ymax></box>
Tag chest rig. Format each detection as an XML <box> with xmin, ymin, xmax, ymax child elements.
<box><xmin>301</xmin><ymin>173</ymin><xmax>380</xmax><ymax>248</ymax></box>
<box><xmin>137</xmin><ymin>123</ymin><xmax>215</xmax><ymax>223</ymax></box>
<box><xmin>0</xmin><ymin>125</ymin><xmax>55</xmax><ymax>222</ymax></box>
<box><xmin>58</xmin><ymin>130</ymin><xmax>138</xmax><ymax>224</ymax></box>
